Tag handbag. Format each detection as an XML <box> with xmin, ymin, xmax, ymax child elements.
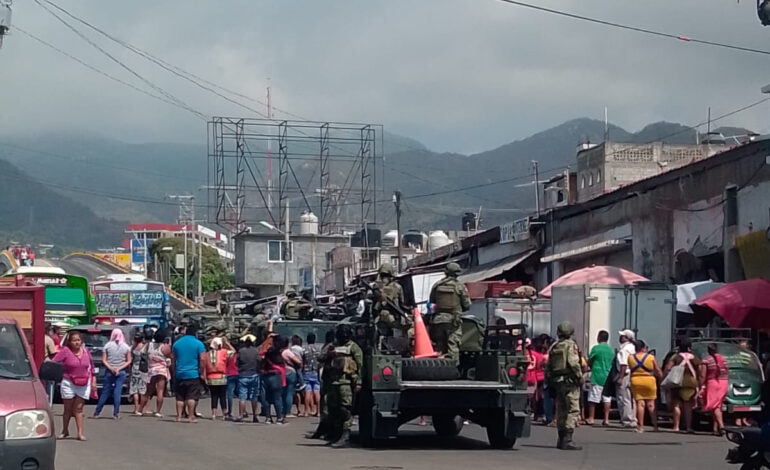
<box><xmin>71</xmin><ymin>349</ymin><xmax>91</xmax><ymax>386</ymax></box>
<box><xmin>661</xmin><ymin>363</ymin><xmax>685</xmax><ymax>389</ymax></box>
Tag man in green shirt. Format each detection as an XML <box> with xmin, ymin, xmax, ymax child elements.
<box><xmin>586</xmin><ymin>330</ymin><xmax>614</xmax><ymax>426</ymax></box>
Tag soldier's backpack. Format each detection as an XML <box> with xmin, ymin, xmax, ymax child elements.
<box><xmin>548</xmin><ymin>340</ymin><xmax>572</xmax><ymax>376</ymax></box>
<box><xmin>433</xmin><ymin>280</ymin><xmax>460</xmax><ymax>313</ymax></box>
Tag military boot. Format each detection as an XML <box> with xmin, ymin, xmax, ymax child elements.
<box><xmin>330</xmin><ymin>430</ymin><xmax>351</xmax><ymax>448</ymax></box>
<box><xmin>305</xmin><ymin>423</ymin><xmax>326</xmax><ymax>440</ymax></box>
<box><xmin>561</xmin><ymin>430</ymin><xmax>582</xmax><ymax>451</ymax></box>
<box><xmin>556</xmin><ymin>430</ymin><xmax>565</xmax><ymax>450</ymax></box>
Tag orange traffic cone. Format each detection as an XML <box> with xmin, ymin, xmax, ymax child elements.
<box><xmin>412</xmin><ymin>307</ymin><xmax>438</xmax><ymax>358</ymax></box>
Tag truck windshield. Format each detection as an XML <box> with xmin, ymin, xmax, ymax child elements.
<box><xmin>0</xmin><ymin>324</ymin><xmax>33</xmax><ymax>379</ymax></box>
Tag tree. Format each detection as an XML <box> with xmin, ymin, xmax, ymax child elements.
<box><xmin>149</xmin><ymin>237</ymin><xmax>232</xmax><ymax>298</ymax></box>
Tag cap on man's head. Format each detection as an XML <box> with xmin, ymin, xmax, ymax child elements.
<box><xmin>618</xmin><ymin>329</ymin><xmax>636</xmax><ymax>341</ymax></box>
<box><xmin>240</xmin><ymin>333</ymin><xmax>257</xmax><ymax>343</ymax></box>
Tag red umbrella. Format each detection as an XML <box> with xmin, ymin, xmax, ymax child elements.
<box><xmin>539</xmin><ymin>265</ymin><xmax>649</xmax><ymax>297</ymax></box>
<box><xmin>690</xmin><ymin>278</ymin><xmax>770</xmax><ymax>329</ymax></box>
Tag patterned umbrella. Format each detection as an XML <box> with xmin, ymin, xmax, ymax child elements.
<box><xmin>539</xmin><ymin>265</ymin><xmax>649</xmax><ymax>297</ymax></box>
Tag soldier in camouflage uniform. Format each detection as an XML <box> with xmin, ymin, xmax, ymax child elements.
<box><xmin>280</xmin><ymin>290</ymin><xmax>302</xmax><ymax>320</ymax></box>
<box><xmin>372</xmin><ymin>263</ymin><xmax>412</xmax><ymax>350</ymax></box>
<box><xmin>428</xmin><ymin>263</ymin><xmax>470</xmax><ymax>359</ymax></box>
<box><xmin>306</xmin><ymin>330</ymin><xmax>336</xmax><ymax>441</ymax></box>
<box><xmin>322</xmin><ymin>324</ymin><xmax>363</xmax><ymax>448</ymax></box>
<box><xmin>545</xmin><ymin>321</ymin><xmax>583</xmax><ymax>451</ymax></box>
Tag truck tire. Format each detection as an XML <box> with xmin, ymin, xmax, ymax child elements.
<box><xmin>401</xmin><ymin>358</ymin><xmax>460</xmax><ymax>381</ymax></box>
<box><xmin>486</xmin><ymin>413</ymin><xmax>516</xmax><ymax>450</ymax></box>
<box><xmin>432</xmin><ymin>415</ymin><xmax>464</xmax><ymax>437</ymax></box>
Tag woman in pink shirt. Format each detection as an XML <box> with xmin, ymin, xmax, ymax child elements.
<box><xmin>52</xmin><ymin>331</ymin><xmax>95</xmax><ymax>441</ymax></box>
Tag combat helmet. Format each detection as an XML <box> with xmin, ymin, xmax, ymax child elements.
<box><xmin>556</xmin><ymin>321</ymin><xmax>575</xmax><ymax>338</ymax></box>
<box><xmin>445</xmin><ymin>262</ymin><xmax>462</xmax><ymax>277</ymax></box>
<box><xmin>286</xmin><ymin>289</ymin><xmax>297</xmax><ymax>298</ymax></box>
<box><xmin>378</xmin><ymin>262</ymin><xmax>395</xmax><ymax>277</ymax></box>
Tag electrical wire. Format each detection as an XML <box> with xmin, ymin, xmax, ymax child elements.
<box><xmin>32</xmin><ymin>0</ymin><xmax>207</xmax><ymax>120</ymax></box>
<box><xmin>496</xmin><ymin>0</ymin><xmax>770</xmax><ymax>56</ymax></box>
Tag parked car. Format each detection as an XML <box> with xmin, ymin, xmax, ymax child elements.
<box><xmin>692</xmin><ymin>341</ymin><xmax>765</xmax><ymax>417</ymax></box>
<box><xmin>63</xmin><ymin>326</ymin><xmax>131</xmax><ymax>398</ymax></box>
<box><xmin>0</xmin><ymin>317</ymin><xmax>61</xmax><ymax>469</ymax></box>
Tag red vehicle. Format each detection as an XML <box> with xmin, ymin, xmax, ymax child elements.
<box><xmin>0</xmin><ymin>317</ymin><xmax>60</xmax><ymax>469</ymax></box>
<box><xmin>0</xmin><ymin>274</ymin><xmax>46</xmax><ymax>367</ymax></box>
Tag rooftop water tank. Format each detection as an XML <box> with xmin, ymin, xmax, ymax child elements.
<box><xmin>428</xmin><ymin>230</ymin><xmax>451</xmax><ymax>251</ymax></box>
<box><xmin>298</xmin><ymin>211</ymin><xmax>319</xmax><ymax>235</ymax></box>
<box><xmin>382</xmin><ymin>230</ymin><xmax>399</xmax><ymax>248</ymax></box>
<box><xmin>403</xmin><ymin>230</ymin><xmax>426</xmax><ymax>250</ymax></box>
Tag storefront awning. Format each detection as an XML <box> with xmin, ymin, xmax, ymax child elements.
<box><xmin>458</xmin><ymin>250</ymin><xmax>536</xmax><ymax>284</ymax></box>
<box><xmin>540</xmin><ymin>239</ymin><xmax>630</xmax><ymax>263</ymax></box>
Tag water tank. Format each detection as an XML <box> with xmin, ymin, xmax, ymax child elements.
<box><xmin>403</xmin><ymin>230</ymin><xmax>424</xmax><ymax>250</ymax></box>
<box><xmin>462</xmin><ymin>212</ymin><xmax>478</xmax><ymax>231</ymax></box>
<box><xmin>382</xmin><ymin>230</ymin><xmax>399</xmax><ymax>248</ymax></box>
<box><xmin>298</xmin><ymin>211</ymin><xmax>319</xmax><ymax>235</ymax></box>
<box><xmin>429</xmin><ymin>230</ymin><xmax>451</xmax><ymax>250</ymax></box>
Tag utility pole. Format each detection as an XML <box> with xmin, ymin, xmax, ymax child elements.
<box><xmin>266</xmin><ymin>85</ymin><xmax>273</xmax><ymax>214</ymax></box>
<box><xmin>393</xmin><ymin>190</ymin><xmax>403</xmax><ymax>272</ymax></box>
<box><xmin>283</xmin><ymin>199</ymin><xmax>290</xmax><ymax>293</ymax></box>
<box><xmin>142</xmin><ymin>229</ymin><xmax>148</xmax><ymax>278</ymax></box>
<box><xmin>532</xmin><ymin>161</ymin><xmax>541</xmax><ymax>217</ymax></box>
<box><xmin>197</xmin><ymin>231</ymin><xmax>203</xmax><ymax>300</ymax></box>
<box><xmin>183</xmin><ymin>225</ymin><xmax>188</xmax><ymax>299</ymax></box>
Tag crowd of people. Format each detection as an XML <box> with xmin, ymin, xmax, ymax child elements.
<box><xmin>7</xmin><ymin>244</ymin><xmax>35</xmax><ymax>266</ymax></box>
<box><xmin>523</xmin><ymin>327</ymin><xmax>738</xmax><ymax>436</ymax></box>
<box><xmin>47</xmin><ymin>321</ymin><xmax>359</xmax><ymax>446</ymax></box>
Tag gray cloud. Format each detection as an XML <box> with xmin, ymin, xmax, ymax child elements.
<box><xmin>2</xmin><ymin>0</ymin><xmax>769</xmax><ymax>153</ymax></box>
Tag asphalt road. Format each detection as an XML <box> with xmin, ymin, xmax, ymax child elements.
<box><xmin>53</xmin><ymin>401</ymin><xmax>732</xmax><ymax>470</ymax></box>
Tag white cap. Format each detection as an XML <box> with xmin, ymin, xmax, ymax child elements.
<box><xmin>618</xmin><ymin>329</ymin><xmax>636</xmax><ymax>341</ymax></box>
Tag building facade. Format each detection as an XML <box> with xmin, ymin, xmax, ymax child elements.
<box><xmin>234</xmin><ymin>232</ymin><xmax>348</xmax><ymax>298</ymax></box>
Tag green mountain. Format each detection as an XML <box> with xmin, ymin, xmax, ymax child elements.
<box><xmin>0</xmin><ymin>119</ymin><xmax>752</xmax><ymax>238</ymax></box>
<box><xmin>0</xmin><ymin>158</ymin><xmax>123</xmax><ymax>249</ymax></box>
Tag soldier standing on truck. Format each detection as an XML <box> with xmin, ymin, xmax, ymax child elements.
<box><xmin>372</xmin><ymin>263</ymin><xmax>412</xmax><ymax>349</ymax></box>
<box><xmin>280</xmin><ymin>291</ymin><xmax>308</xmax><ymax>320</ymax></box>
<box><xmin>545</xmin><ymin>321</ymin><xmax>583</xmax><ymax>451</ymax></box>
<box><xmin>428</xmin><ymin>263</ymin><xmax>470</xmax><ymax>359</ymax></box>
<box><xmin>324</xmin><ymin>324</ymin><xmax>363</xmax><ymax>448</ymax></box>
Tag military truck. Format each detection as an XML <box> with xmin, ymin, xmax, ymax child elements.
<box><xmin>354</xmin><ymin>282</ymin><xmax>531</xmax><ymax>449</ymax></box>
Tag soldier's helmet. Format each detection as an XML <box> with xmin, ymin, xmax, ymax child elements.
<box><xmin>286</xmin><ymin>290</ymin><xmax>297</xmax><ymax>298</ymax></box>
<box><xmin>556</xmin><ymin>321</ymin><xmax>575</xmax><ymax>338</ymax></box>
<box><xmin>445</xmin><ymin>262</ymin><xmax>462</xmax><ymax>277</ymax></box>
<box><xmin>378</xmin><ymin>262</ymin><xmax>395</xmax><ymax>277</ymax></box>
<box><xmin>335</xmin><ymin>323</ymin><xmax>353</xmax><ymax>343</ymax></box>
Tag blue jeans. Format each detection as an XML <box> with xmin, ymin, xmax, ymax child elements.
<box><xmin>226</xmin><ymin>376</ymin><xmax>238</xmax><ymax>416</ymax></box>
<box><xmin>263</xmin><ymin>372</ymin><xmax>284</xmax><ymax>420</ymax></box>
<box><xmin>283</xmin><ymin>368</ymin><xmax>298</xmax><ymax>416</ymax></box>
<box><xmin>94</xmin><ymin>370</ymin><xmax>126</xmax><ymax>417</ymax></box>
<box><xmin>543</xmin><ymin>385</ymin><xmax>554</xmax><ymax>424</ymax></box>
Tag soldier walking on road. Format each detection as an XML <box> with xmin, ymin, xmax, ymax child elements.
<box><xmin>323</xmin><ymin>324</ymin><xmax>363</xmax><ymax>448</ymax></box>
<box><xmin>428</xmin><ymin>263</ymin><xmax>470</xmax><ymax>360</ymax></box>
<box><xmin>545</xmin><ymin>321</ymin><xmax>583</xmax><ymax>451</ymax></box>
<box><xmin>306</xmin><ymin>330</ymin><xmax>337</xmax><ymax>441</ymax></box>
<box><xmin>372</xmin><ymin>263</ymin><xmax>411</xmax><ymax>350</ymax></box>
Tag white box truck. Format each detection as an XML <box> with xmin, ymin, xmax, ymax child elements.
<box><xmin>550</xmin><ymin>283</ymin><xmax>676</xmax><ymax>361</ymax></box>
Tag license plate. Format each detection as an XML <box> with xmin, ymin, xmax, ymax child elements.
<box><xmin>731</xmin><ymin>405</ymin><xmax>761</xmax><ymax>412</ymax></box>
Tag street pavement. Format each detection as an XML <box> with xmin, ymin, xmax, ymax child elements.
<box><xmin>54</xmin><ymin>401</ymin><xmax>732</xmax><ymax>470</ymax></box>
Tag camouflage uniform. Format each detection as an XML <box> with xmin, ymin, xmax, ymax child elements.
<box><xmin>545</xmin><ymin>321</ymin><xmax>583</xmax><ymax>451</ymax></box>
<box><xmin>307</xmin><ymin>339</ymin><xmax>335</xmax><ymax>440</ymax></box>
<box><xmin>428</xmin><ymin>263</ymin><xmax>470</xmax><ymax>359</ymax></box>
<box><xmin>280</xmin><ymin>291</ymin><xmax>301</xmax><ymax>320</ymax></box>
<box><xmin>324</xmin><ymin>325</ymin><xmax>363</xmax><ymax>448</ymax></box>
<box><xmin>372</xmin><ymin>263</ymin><xmax>412</xmax><ymax>348</ymax></box>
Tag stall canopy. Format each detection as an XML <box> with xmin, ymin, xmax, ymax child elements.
<box><xmin>690</xmin><ymin>278</ymin><xmax>770</xmax><ymax>329</ymax></box>
<box><xmin>458</xmin><ymin>250</ymin><xmax>536</xmax><ymax>284</ymax></box>
<box><xmin>676</xmin><ymin>280</ymin><xmax>724</xmax><ymax>314</ymax></box>
<box><xmin>539</xmin><ymin>265</ymin><xmax>648</xmax><ymax>297</ymax></box>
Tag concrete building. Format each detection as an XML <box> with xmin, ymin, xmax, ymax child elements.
<box><xmin>543</xmin><ymin>170</ymin><xmax>578</xmax><ymax>210</ymax></box>
<box><xmin>576</xmin><ymin>141</ymin><xmax>712</xmax><ymax>203</ymax></box>
<box><xmin>322</xmin><ymin>245</ymin><xmax>422</xmax><ymax>293</ymax></box>
<box><xmin>234</xmin><ymin>232</ymin><xmax>348</xmax><ymax>298</ymax></box>
<box><xmin>538</xmin><ymin>138</ymin><xmax>770</xmax><ymax>286</ymax></box>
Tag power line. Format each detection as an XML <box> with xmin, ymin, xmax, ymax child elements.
<box><xmin>496</xmin><ymin>0</ymin><xmax>770</xmax><ymax>56</ymax></box>
<box><xmin>32</xmin><ymin>0</ymin><xmax>207</xmax><ymax>120</ymax></box>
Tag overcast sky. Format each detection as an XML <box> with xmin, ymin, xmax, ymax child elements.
<box><xmin>2</xmin><ymin>0</ymin><xmax>770</xmax><ymax>154</ymax></box>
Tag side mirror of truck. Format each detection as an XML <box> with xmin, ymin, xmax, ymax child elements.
<box><xmin>39</xmin><ymin>361</ymin><xmax>63</xmax><ymax>383</ymax></box>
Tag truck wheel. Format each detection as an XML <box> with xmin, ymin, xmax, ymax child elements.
<box><xmin>432</xmin><ymin>415</ymin><xmax>464</xmax><ymax>437</ymax></box>
<box><xmin>486</xmin><ymin>413</ymin><xmax>516</xmax><ymax>449</ymax></box>
<box><xmin>401</xmin><ymin>358</ymin><xmax>460</xmax><ymax>381</ymax></box>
